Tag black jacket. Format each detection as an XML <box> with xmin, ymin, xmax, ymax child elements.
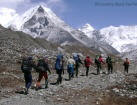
<box><xmin>37</xmin><ymin>59</ymin><xmax>51</xmax><ymax>73</ymax></box>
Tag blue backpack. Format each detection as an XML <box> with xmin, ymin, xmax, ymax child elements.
<box><xmin>55</xmin><ymin>54</ymin><xmax>63</xmax><ymax>70</ymax></box>
<box><xmin>73</xmin><ymin>54</ymin><xmax>79</xmax><ymax>61</ymax></box>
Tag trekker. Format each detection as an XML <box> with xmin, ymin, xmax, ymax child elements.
<box><xmin>84</xmin><ymin>56</ymin><xmax>93</xmax><ymax>76</ymax></box>
<box><xmin>123</xmin><ymin>58</ymin><xmax>130</xmax><ymax>73</ymax></box>
<box><xmin>106</xmin><ymin>56</ymin><xmax>113</xmax><ymax>74</ymax></box>
<box><xmin>95</xmin><ymin>55</ymin><xmax>104</xmax><ymax>75</ymax></box>
<box><xmin>55</xmin><ymin>54</ymin><xmax>64</xmax><ymax>84</ymax></box>
<box><xmin>21</xmin><ymin>56</ymin><xmax>35</xmax><ymax>94</ymax></box>
<box><xmin>73</xmin><ymin>54</ymin><xmax>83</xmax><ymax>77</ymax></box>
<box><xmin>67</xmin><ymin>56</ymin><xmax>75</xmax><ymax>80</ymax></box>
<box><xmin>36</xmin><ymin>57</ymin><xmax>51</xmax><ymax>90</ymax></box>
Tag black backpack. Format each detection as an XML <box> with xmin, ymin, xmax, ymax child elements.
<box><xmin>95</xmin><ymin>58</ymin><xmax>100</xmax><ymax>64</ymax></box>
<box><xmin>21</xmin><ymin>58</ymin><xmax>32</xmax><ymax>73</ymax></box>
<box><xmin>106</xmin><ymin>57</ymin><xmax>112</xmax><ymax>64</ymax></box>
<box><xmin>37</xmin><ymin>59</ymin><xmax>46</xmax><ymax>72</ymax></box>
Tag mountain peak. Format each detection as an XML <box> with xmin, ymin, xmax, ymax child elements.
<box><xmin>37</xmin><ymin>5</ymin><xmax>45</xmax><ymax>13</ymax></box>
<box><xmin>81</xmin><ymin>23</ymin><xmax>94</xmax><ymax>31</ymax></box>
<box><xmin>78</xmin><ymin>23</ymin><xmax>95</xmax><ymax>38</ymax></box>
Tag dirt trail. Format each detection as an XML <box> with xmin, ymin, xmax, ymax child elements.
<box><xmin>0</xmin><ymin>65</ymin><xmax>137</xmax><ymax>105</ymax></box>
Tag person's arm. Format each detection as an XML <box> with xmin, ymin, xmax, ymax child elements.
<box><xmin>79</xmin><ymin>58</ymin><xmax>83</xmax><ymax>64</ymax></box>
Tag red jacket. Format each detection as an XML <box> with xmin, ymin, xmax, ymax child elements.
<box><xmin>98</xmin><ymin>57</ymin><xmax>105</xmax><ymax>64</ymax></box>
<box><xmin>84</xmin><ymin>57</ymin><xmax>92</xmax><ymax>67</ymax></box>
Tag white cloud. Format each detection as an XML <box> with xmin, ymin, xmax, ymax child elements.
<box><xmin>0</xmin><ymin>0</ymin><xmax>66</xmax><ymax>27</ymax></box>
<box><xmin>0</xmin><ymin>0</ymin><xmax>31</xmax><ymax>9</ymax></box>
<box><xmin>0</xmin><ymin>8</ymin><xmax>19</xmax><ymax>27</ymax></box>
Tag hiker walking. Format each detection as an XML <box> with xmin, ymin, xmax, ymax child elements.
<box><xmin>67</xmin><ymin>56</ymin><xmax>75</xmax><ymax>80</ymax></box>
<box><xmin>106</xmin><ymin>56</ymin><xmax>113</xmax><ymax>74</ymax></box>
<box><xmin>55</xmin><ymin>54</ymin><xmax>64</xmax><ymax>84</ymax></box>
<box><xmin>21</xmin><ymin>56</ymin><xmax>35</xmax><ymax>94</ymax></box>
<box><xmin>84</xmin><ymin>56</ymin><xmax>93</xmax><ymax>76</ymax></box>
<box><xmin>35</xmin><ymin>56</ymin><xmax>51</xmax><ymax>90</ymax></box>
<box><xmin>95</xmin><ymin>55</ymin><xmax>104</xmax><ymax>75</ymax></box>
<box><xmin>73</xmin><ymin>54</ymin><xmax>83</xmax><ymax>77</ymax></box>
<box><xmin>123</xmin><ymin>58</ymin><xmax>130</xmax><ymax>73</ymax></box>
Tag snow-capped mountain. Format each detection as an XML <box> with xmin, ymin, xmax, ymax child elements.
<box><xmin>78</xmin><ymin>24</ymin><xmax>94</xmax><ymax>38</ymax></box>
<box><xmin>100</xmin><ymin>25</ymin><xmax>137</xmax><ymax>52</ymax></box>
<box><xmin>80</xmin><ymin>24</ymin><xmax>137</xmax><ymax>53</ymax></box>
<box><xmin>7</xmin><ymin>5</ymin><xmax>119</xmax><ymax>55</ymax></box>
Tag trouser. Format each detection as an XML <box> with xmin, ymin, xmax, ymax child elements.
<box><xmin>124</xmin><ymin>66</ymin><xmax>129</xmax><ymax>73</ymax></box>
<box><xmin>62</xmin><ymin>68</ymin><xmax>64</xmax><ymax>74</ymax></box>
<box><xmin>86</xmin><ymin>66</ymin><xmax>89</xmax><ymax>76</ymax></box>
<box><xmin>75</xmin><ymin>65</ymin><xmax>79</xmax><ymax>77</ymax></box>
<box><xmin>56</xmin><ymin>70</ymin><xmax>62</xmax><ymax>84</ymax></box>
<box><xmin>97</xmin><ymin>64</ymin><xmax>101</xmax><ymax>75</ymax></box>
<box><xmin>67</xmin><ymin>65</ymin><xmax>74</xmax><ymax>80</ymax></box>
<box><xmin>24</xmin><ymin>73</ymin><xmax>32</xmax><ymax>91</ymax></box>
<box><xmin>108</xmin><ymin>64</ymin><xmax>113</xmax><ymax>74</ymax></box>
<box><xmin>36</xmin><ymin>72</ymin><xmax>48</xmax><ymax>88</ymax></box>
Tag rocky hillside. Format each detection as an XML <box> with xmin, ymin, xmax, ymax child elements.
<box><xmin>0</xmin><ymin>25</ymin><xmax>100</xmax><ymax>67</ymax></box>
<box><xmin>0</xmin><ymin>25</ymin><xmax>58</xmax><ymax>65</ymax></box>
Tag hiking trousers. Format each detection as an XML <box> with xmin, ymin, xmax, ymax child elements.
<box><xmin>86</xmin><ymin>66</ymin><xmax>90</xmax><ymax>76</ymax></box>
<box><xmin>67</xmin><ymin>65</ymin><xmax>74</xmax><ymax>80</ymax></box>
<box><xmin>97</xmin><ymin>64</ymin><xmax>101</xmax><ymax>75</ymax></box>
<box><xmin>56</xmin><ymin>70</ymin><xmax>62</xmax><ymax>84</ymax></box>
<box><xmin>36</xmin><ymin>72</ymin><xmax>48</xmax><ymax>88</ymax></box>
<box><xmin>124</xmin><ymin>66</ymin><xmax>129</xmax><ymax>73</ymax></box>
<box><xmin>24</xmin><ymin>73</ymin><xmax>32</xmax><ymax>90</ymax></box>
<box><xmin>75</xmin><ymin>65</ymin><xmax>79</xmax><ymax>77</ymax></box>
<box><xmin>108</xmin><ymin>64</ymin><xmax>113</xmax><ymax>74</ymax></box>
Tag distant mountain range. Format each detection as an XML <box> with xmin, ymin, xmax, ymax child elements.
<box><xmin>79</xmin><ymin>24</ymin><xmax>137</xmax><ymax>53</ymax></box>
<box><xmin>5</xmin><ymin>5</ymin><xmax>119</xmax><ymax>55</ymax></box>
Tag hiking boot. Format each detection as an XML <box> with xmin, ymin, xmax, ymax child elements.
<box><xmin>45</xmin><ymin>85</ymin><xmax>48</xmax><ymax>89</ymax></box>
<box><xmin>24</xmin><ymin>89</ymin><xmax>28</xmax><ymax>95</ymax></box>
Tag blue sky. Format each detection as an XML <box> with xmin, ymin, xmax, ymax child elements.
<box><xmin>56</xmin><ymin>0</ymin><xmax>137</xmax><ymax>29</ymax></box>
<box><xmin>0</xmin><ymin>0</ymin><xmax>137</xmax><ymax>29</ymax></box>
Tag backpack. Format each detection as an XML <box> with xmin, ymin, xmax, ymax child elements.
<box><xmin>106</xmin><ymin>57</ymin><xmax>112</xmax><ymax>64</ymax></box>
<box><xmin>95</xmin><ymin>58</ymin><xmax>100</xmax><ymax>64</ymax></box>
<box><xmin>124</xmin><ymin>61</ymin><xmax>129</xmax><ymax>66</ymax></box>
<box><xmin>85</xmin><ymin>58</ymin><xmax>91</xmax><ymax>67</ymax></box>
<box><xmin>55</xmin><ymin>54</ymin><xmax>63</xmax><ymax>70</ymax></box>
<box><xmin>73</xmin><ymin>54</ymin><xmax>79</xmax><ymax>62</ymax></box>
<box><xmin>37</xmin><ymin>59</ymin><xmax>46</xmax><ymax>72</ymax></box>
<box><xmin>21</xmin><ymin>58</ymin><xmax>32</xmax><ymax>73</ymax></box>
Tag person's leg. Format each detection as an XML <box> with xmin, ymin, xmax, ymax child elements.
<box><xmin>111</xmin><ymin>65</ymin><xmax>113</xmax><ymax>74</ymax></box>
<box><xmin>108</xmin><ymin>65</ymin><xmax>110</xmax><ymax>74</ymax></box>
<box><xmin>97</xmin><ymin>65</ymin><xmax>99</xmax><ymax>75</ymax></box>
<box><xmin>124</xmin><ymin>66</ymin><xmax>126</xmax><ymax>73</ymax></box>
<box><xmin>36</xmin><ymin>72</ymin><xmax>43</xmax><ymax>89</ymax></box>
<box><xmin>98</xmin><ymin>64</ymin><xmax>101</xmax><ymax>74</ymax></box>
<box><xmin>75</xmin><ymin>66</ymin><xmax>78</xmax><ymax>77</ymax></box>
<box><xmin>62</xmin><ymin>68</ymin><xmax>64</xmax><ymax>75</ymax></box>
<box><xmin>43</xmin><ymin>72</ymin><xmax>48</xmax><ymax>88</ymax></box>
<box><xmin>57</xmin><ymin>70</ymin><xmax>62</xmax><ymax>84</ymax></box>
<box><xmin>126</xmin><ymin>66</ymin><xmax>129</xmax><ymax>73</ymax></box>
<box><xmin>24</xmin><ymin>73</ymin><xmax>32</xmax><ymax>94</ymax></box>
<box><xmin>86</xmin><ymin>67</ymin><xmax>89</xmax><ymax>76</ymax></box>
<box><xmin>59</xmin><ymin>70</ymin><xmax>62</xmax><ymax>84</ymax></box>
<box><xmin>24</xmin><ymin>73</ymin><xmax>28</xmax><ymax>89</ymax></box>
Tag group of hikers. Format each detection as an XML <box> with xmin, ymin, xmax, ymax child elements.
<box><xmin>21</xmin><ymin>53</ymin><xmax>130</xmax><ymax>94</ymax></box>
